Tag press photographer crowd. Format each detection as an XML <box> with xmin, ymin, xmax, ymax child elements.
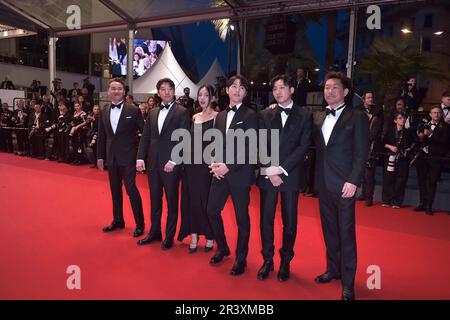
<box><xmin>0</xmin><ymin>73</ymin><xmax>449</xmax><ymax>217</ymax></box>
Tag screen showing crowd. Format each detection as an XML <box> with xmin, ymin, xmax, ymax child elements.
<box><xmin>109</xmin><ymin>38</ymin><xmax>167</xmax><ymax>79</ymax></box>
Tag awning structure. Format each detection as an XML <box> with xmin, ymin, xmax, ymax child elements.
<box><xmin>0</xmin><ymin>0</ymin><xmax>425</xmax><ymax>37</ymax></box>
<box><xmin>0</xmin><ymin>0</ymin><xmax>426</xmax><ymax>92</ymax></box>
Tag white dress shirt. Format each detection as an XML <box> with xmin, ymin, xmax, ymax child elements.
<box><xmin>158</xmin><ymin>100</ymin><xmax>175</xmax><ymax>133</ymax></box>
<box><xmin>278</xmin><ymin>101</ymin><xmax>293</xmax><ymax>128</ymax></box>
<box><xmin>110</xmin><ymin>100</ymin><xmax>124</xmax><ymax>134</ymax></box>
<box><xmin>321</xmin><ymin>103</ymin><xmax>346</xmax><ymax>146</ymax></box>
<box><xmin>226</xmin><ymin>103</ymin><xmax>242</xmax><ymax>133</ymax></box>
<box><xmin>442</xmin><ymin>103</ymin><xmax>450</xmax><ymax>119</ymax></box>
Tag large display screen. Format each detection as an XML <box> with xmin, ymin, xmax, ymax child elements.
<box><xmin>109</xmin><ymin>38</ymin><xmax>167</xmax><ymax>78</ymax></box>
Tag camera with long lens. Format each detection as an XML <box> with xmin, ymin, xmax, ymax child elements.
<box><xmin>386</xmin><ymin>153</ymin><xmax>399</xmax><ymax>172</ymax></box>
<box><xmin>89</xmin><ymin>134</ymin><xmax>97</xmax><ymax>148</ymax></box>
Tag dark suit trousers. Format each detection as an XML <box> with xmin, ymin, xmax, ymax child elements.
<box><xmin>382</xmin><ymin>157</ymin><xmax>410</xmax><ymax>206</ymax></box>
<box><xmin>207</xmin><ymin>178</ymin><xmax>250</xmax><ymax>262</ymax></box>
<box><xmin>318</xmin><ymin>181</ymin><xmax>357</xmax><ymax>288</ymax></box>
<box><xmin>415</xmin><ymin>158</ymin><xmax>442</xmax><ymax>209</ymax></box>
<box><xmin>260</xmin><ymin>188</ymin><xmax>299</xmax><ymax>262</ymax></box>
<box><xmin>108</xmin><ymin>160</ymin><xmax>144</xmax><ymax>227</ymax></box>
<box><xmin>361</xmin><ymin>166</ymin><xmax>376</xmax><ymax>201</ymax></box>
<box><xmin>148</xmin><ymin>167</ymin><xmax>180</xmax><ymax>239</ymax></box>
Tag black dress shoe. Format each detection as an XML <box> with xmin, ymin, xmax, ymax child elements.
<box><xmin>204</xmin><ymin>245</ymin><xmax>214</xmax><ymax>253</ymax></box>
<box><xmin>425</xmin><ymin>208</ymin><xmax>434</xmax><ymax>216</ymax></box>
<box><xmin>102</xmin><ymin>221</ymin><xmax>125</xmax><ymax>233</ymax></box>
<box><xmin>414</xmin><ymin>204</ymin><xmax>425</xmax><ymax>212</ymax></box>
<box><xmin>277</xmin><ymin>262</ymin><xmax>290</xmax><ymax>282</ymax></box>
<box><xmin>365</xmin><ymin>199</ymin><xmax>373</xmax><ymax>207</ymax></box>
<box><xmin>341</xmin><ymin>287</ymin><xmax>355</xmax><ymax>300</ymax></box>
<box><xmin>209</xmin><ymin>249</ymin><xmax>231</xmax><ymax>265</ymax></box>
<box><xmin>133</xmin><ymin>226</ymin><xmax>145</xmax><ymax>238</ymax></box>
<box><xmin>161</xmin><ymin>238</ymin><xmax>174</xmax><ymax>250</ymax></box>
<box><xmin>315</xmin><ymin>272</ymin><xmax>341</xmax><ymax>284</ymax></box>
<box><xmin>188</xmin><ymin>246</ymin><xmax>198</xmax><ymax>254</ymax></box>
<box><xmin>137</xmin><ymin>232</ymin><xmax>162</xmax><ymax>245</ymax></box>
<box><xmin>230</xmin><ymin>260</ymin><xmax>246</xmax><ymax>276</ymax></box>
<box><xmin>257</xmin><ymin>260</ymin><xmax>274</xmax><ymax>280</ymax></box>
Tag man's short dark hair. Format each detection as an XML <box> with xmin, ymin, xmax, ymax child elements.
<box><xmin>226</xmin><ymin>75</ymin><xmax>249</xmax><ymax>91</ymax></box>
<box><xmin>362</xmin><ymin>90</ymin><xmax>375</xmax><ymax>99</ymax></box>
<box><xmin>156</xmin><ymin>78</ymin><xmax>175</xmax><ymax>91</ymax></box>
<box><xmin>324</xmin><ymin>72</ymin><xmax>352</xmax><ymax>90</ymax></box>
<box><xmin>108</xmin><ymin>77</ymin><xmax>126</xmax><ymax>89</ymax></box>
<box><xmin>270</xmin><ymin>74</ymin><xmax>295</xmax><ymax>90</ymax></box>
<box><xmin>395</xmin><ymin>97</ymin><xmax>406</xmax><ymax>105</ymax></box>
<box><xmin>442</xmin><ymin>90</ymin><xmax>450</xmax><ymax>98</ymax></box>
<box><xmin>126</xmin><ymin>94</ymin><xmax>134</xmax><ymax>100</ymax></box>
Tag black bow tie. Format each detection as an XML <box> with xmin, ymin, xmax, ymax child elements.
<box><xmin>277</xmin><ymin>106</ymin><xmax>292</xmax><ymax>115</ymax></box>
<box><xmin>444</xmin><ymin>106</ymin><xmax>450</xmax><ymax>110</ymax></box>
<box><xmin>325</xmin><ymin>105</ymin><xmax>345</xmax><ymax>116</ymax></box>
<box><xmin>111</xmin><ymin>102</ymin><xmax>122</xmax><ymax>109</ymax></box>
<box><xmin>226</xmin><ymin>105</ymin><xmax>237</xmax><ymax>112</ymax></box>
<box><xmin>159</xmin><ymin>100</ymin><xmax>173</xmax><ymax>110</ymax></box>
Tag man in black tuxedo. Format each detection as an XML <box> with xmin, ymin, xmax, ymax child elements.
<box><xmin>356</xmin><ymin>90</ymin><xmax>383</xmax><ymax>207</ymax></box>
<box><xmin>313</xmin><ymin>72</ymin><xmax>369</xmax><ymax>300</ymax></box>
<box><xmin>257</xmin><ymin>75</ymin><xmax>312</xmax><ymax>282</ymax></box>
<box><xmin>136</xmin><ymin>78</ymin><xmax>190</xmax><ymax>250</ymax></box>
<box><xmin>97</xmin><ymin>78</ymin><xmax>145</xmax><ymax>237</ymax></box>
<box><xmin>414</xmin><ymin>105</ymin><xmax>449</xmax><ymax>215</ymax></box>
<box><xmin>293</xmin><ymin>67</ymin><xmax>310</xmax><ymax>107</ymax></box>
<box><xmin>207</xmin><ymin>75</ymin><xmax>258</xmax><ymax>276</ymax></box>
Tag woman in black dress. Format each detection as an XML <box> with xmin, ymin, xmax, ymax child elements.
<box><xmin>178</xmin><ymin>85</ymin><xmax>217</xmax><ymax>253</ymax></box>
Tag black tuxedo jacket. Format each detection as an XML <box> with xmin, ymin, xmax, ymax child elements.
<box><xmin>257</xmin><ymin>104</ymin><xmax>312</xmax><ymax>191</ymax></box>
<box><xmin>426</xmin><ymin>120</ymin><xmax>449</xmax><ymax>158</ymax></box>
<box><xmin>97</xmin><ymin>103</ymin><xmax>144</xmax><ymax>166</ymax></box>
<box><xmin>137</xmin><ymin>103</ymin><xmax>190</xmax><ymax>171</ymax></box>
<box><xmin>313</xmin><ymin>105</ymin><xmax>369</xmax><ymax>193</ymax></box>
<box><xmin>213</xmin><ymin>104</ymin><xmax>258</xmax><ymax>187</ymax></box>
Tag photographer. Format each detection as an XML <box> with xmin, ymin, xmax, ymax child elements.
<box><xmin>0</xmin><ymin>103</ymin><xmax>14</xmax><ymax>153</ymax></box>
<box><xmin>69</xmin><ymin>102</ymin><xmax>88</xmax><ymax>165</ymax></box>
<box><xmin>28</xmin><ymin>100</ymin><xmax>50</xmax><ymax>159</ymax></box>
<box><xmin>400</xmin><ymin>77</ymin><xmax>421</xmax><ymax>113</ymax></box>
<box><xmin>357</xmin><ymin>90</ymin><xmax>383</xmax><ymax>207</ymax></box>
<box><xmin>13</xmin><ymin>99</ymin><xmax>29</xmax><ymax>156</ymax></box>
<box><xmin>381</xmin><ymin>113</ymin><xmax>415</xmax><ymax>208</ymax></box>
<box><xmin>84</xmin><ymin>105</ymin><xmax>100</xmax><ymax>168</ymax></box>
<box><xmin>414</xmin><ymin>106</ymin><xmax>449</xmax><ymax>215</ymax></box>
<box><xmin>51</xmin><ymin>104</ymin><xmax>71</xmax><ymax>163</ymax></box>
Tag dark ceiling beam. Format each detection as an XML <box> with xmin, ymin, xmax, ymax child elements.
<box><xmin>0</xmin><ymin>0</ymin><xmax>52</xmax><ymax>30</ymax></box>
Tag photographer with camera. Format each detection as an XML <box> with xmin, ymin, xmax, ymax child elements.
<box><xmin>179</xmin><ymin>87</ymin><xmax>195</xmax><ymax>118</ymax></box>
<box><xmin>357</xmin><ymin>90</ymin><xmax>383</xmax><ymax>207</ymax></box>
<box><xmin>414</xmin><ymin>106</ymin><xmax>449</xmax><ymax>215</ymax></box>
<box><xmin>28</xmin><ymin>100</ymin><xmax>50</xmax><ymax>159</ymax></box>
<box><xmin>12</xmin><ymin>99</ymin><xmax>29</xmax><ymax>156</ymax></box>
<box><xmin>45</xmin><ymin>104</ymin><xmax>71</xmax><ymax>163</ymax></box>
<box><xmin>381</xmin><ymin>113</ymin><xmax>415</xmax><ymax>208</ymax></box>
<box><xmin>69</xmin><ymin>102</ymin><xmax>88</xmax><ymax>165</ymax></box>
<box><xmin>0</xmin><ymin>102</ymin><xmax>14</xmax><ymax>153</ymax></box>
<box><xmin>84</xmin><ymin>104</ymin><xmax>100</xmax><ymax>168</ymax></box>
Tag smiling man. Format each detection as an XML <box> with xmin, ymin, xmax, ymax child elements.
<box><xmin>207</xmin><ymin>75</ymin><xmax>258</xmax><ymax>276</ymax></box>
<box><xmin>97</xmin><ymin>78</ymin><xmax>145</xmax><ymax>238</ymax></box>
<box><xmin>136</xmin><ymin>78</ymin><xmax>190</xmax><ymax>250</ymax></box>
<box><xmin>313</xmin><ymin>72</ymin><xmax>368</xmax><ymax>300</ymax></box>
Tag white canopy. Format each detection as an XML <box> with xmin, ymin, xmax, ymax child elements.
<box><xmin>197</xmin><ymin>57</ymin><xmax>225</xmax><ymax>88</ymax></box>
<box><xmin>133</xmin><ymin>43</ymin><xmax>198</xmax><ymax>97</ymax></box>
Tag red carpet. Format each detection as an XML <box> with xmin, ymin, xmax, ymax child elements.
<box><xmin>0</xmin><ymin>153</ymin><xmax>449</xmax><ymax>300</ymax></box>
